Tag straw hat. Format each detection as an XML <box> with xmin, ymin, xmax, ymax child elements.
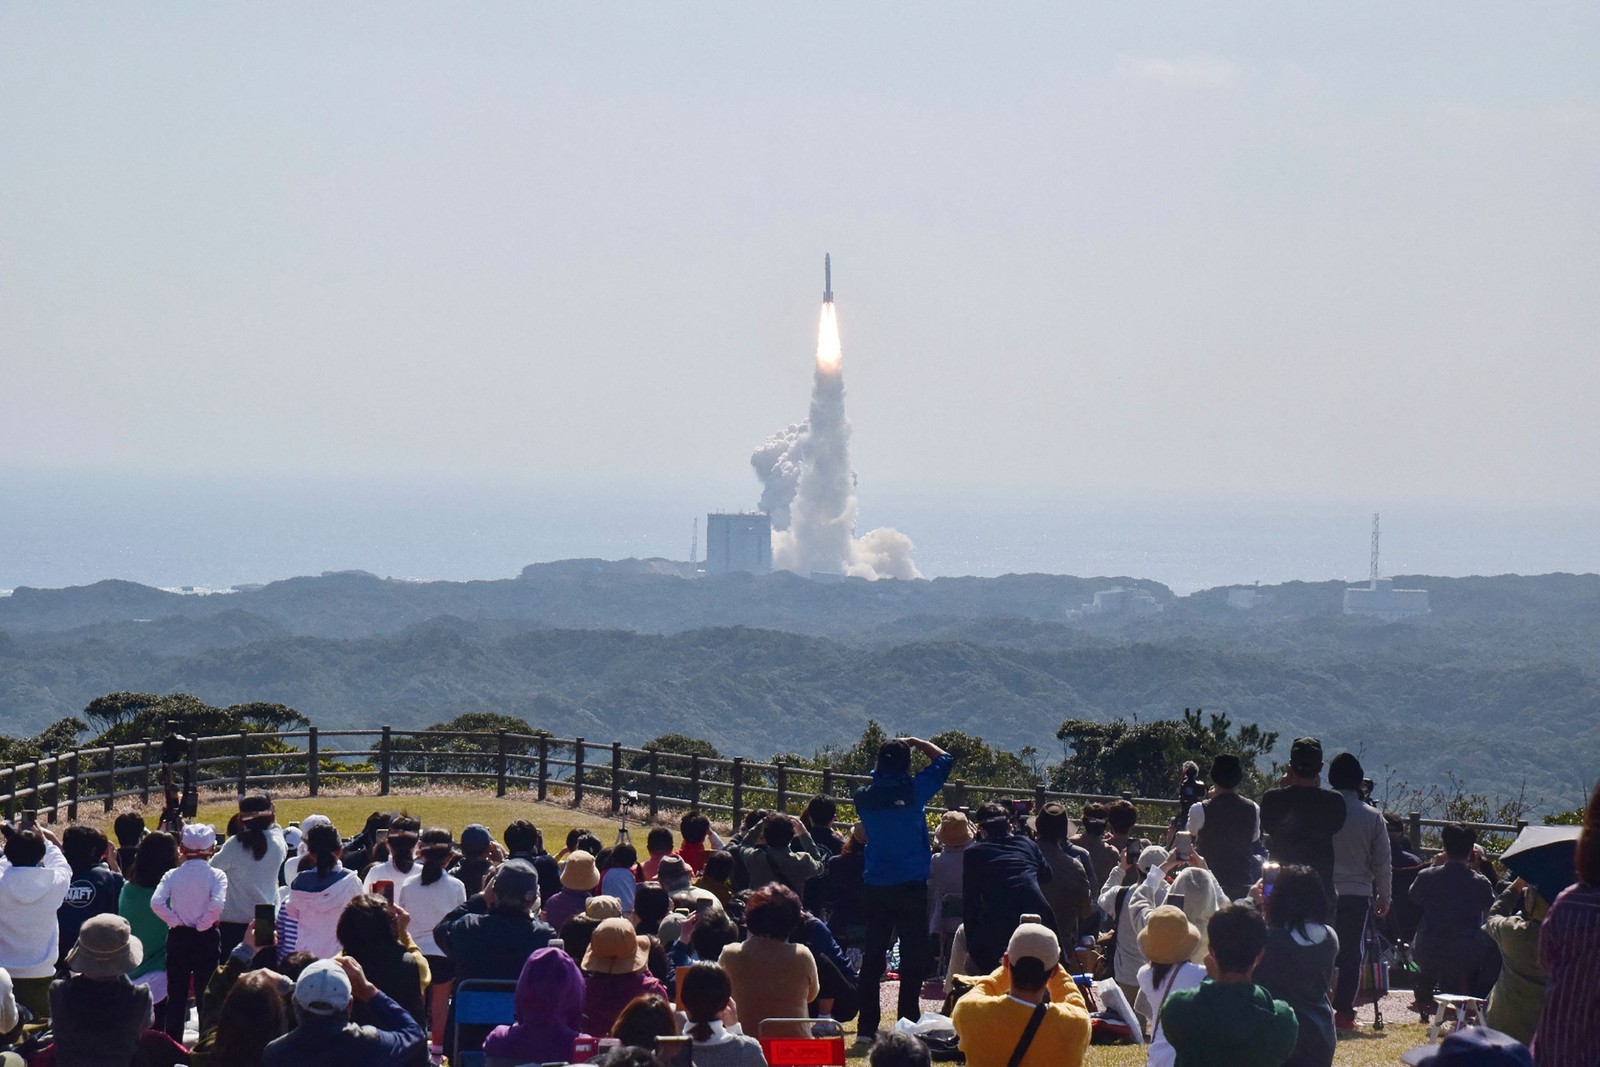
<box><xmin>561</xmin><ymin>850</ymin><xmax>601</xmax><ymax>891</ymax></box>
<box><xmin>65</xmin><ymin>914</ymin><xmax>143</xmax><ymax>978</ymax></box>
<box><xmin>936</xmin><ymin>811</ymin><xmax>974</xmax><ymax>847</ymax></box>
<box><xmin>584</xmin><ymin>895</ymin><xmax>624</xmax><ymax>921</ymax></box>
<box><xmin>1137</xmin><ymin>905</ymin><xmax>1202</xmax><ymax>966</ymax></box>
<box><xmin>582</xmin><ymin>917</ymin><xmax>650</xmax><ymax>975</ymax></box>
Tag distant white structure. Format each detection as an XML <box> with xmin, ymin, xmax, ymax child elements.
<box><xmin>1084</xmin><ymin>586</ymin><xmax>1162</xmax><ymax>616</ymax></box>
<box><xmin>1226</xmin><ymin>584</ymin><xmax>1271</xmax><ymax>610</ymax></box>
<box><xmin>1344</xmin><ymin>513</ymin><xmax>1430</xmax><ymax>619</ymax></box>
<box><xmin>704</xmin><ymin>512</ymin><xmax>772</xmax><ymax>575</ymax></box>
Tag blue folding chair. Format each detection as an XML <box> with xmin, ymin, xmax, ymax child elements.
<box><xmin>450</xmin><ymin>979</ymin><xmax>519</xmax><ymax>1067</ymax></box>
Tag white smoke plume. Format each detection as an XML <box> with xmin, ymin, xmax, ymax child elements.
<box><xmin>750</xmin><ymin>303</ymin><xmax>919</xmax><ymax>580</ymax></box>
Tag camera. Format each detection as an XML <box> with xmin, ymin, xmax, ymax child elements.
<box><xmin>622</xmin><ymin>790</ymin><xmax>639</xmax><ymax>806</ymax></box>
<box><xmin>159</xmin><ymin>723</ymin><xmax>191</xmax><ymax>766</ymax></box>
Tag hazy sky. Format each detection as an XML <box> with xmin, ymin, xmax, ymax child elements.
<box><xmin>4</xmin><ymin>4</ymin><xmax>1597</xmax><ymax>513</ymax></box>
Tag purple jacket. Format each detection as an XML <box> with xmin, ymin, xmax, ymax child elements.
<box><xmin>581</xmin><ymin>969</ymin><xmax>668</xmax><ymax>1037</ymax></box>
<box><xmin>482</xmin><ymin>948</ymin><xmax>592</xmax><ymax>1066</ymax></box>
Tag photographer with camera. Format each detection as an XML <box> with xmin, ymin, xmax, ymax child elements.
<box><xmin>732</xmin><ymin>813</ymin><xmax>826</xmax><ymax>898</ymax></box>
<box><xmin>961</xmin><ymin>802</ymin><xmax>1056</xmax><ymax>974</ymax></box>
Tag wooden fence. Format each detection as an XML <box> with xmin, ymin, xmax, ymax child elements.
<box><xmin>0</xmin><ymin>728</ymin><xmax>1523</xmax><ymax>847</ymax></box>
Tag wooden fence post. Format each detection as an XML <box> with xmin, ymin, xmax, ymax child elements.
<box><xmin>731</xmin><ymin>758</ymin><xmax>745</xmax><ymax>831</ymax></box>
<box><xmin>688</xmin><ymin>754</ymin><xmax>701</xmax><ymax>810</ymax></box>
<box><xmin>496</xmin><ymin>730</ymin><xmax>509</xmax><ymax>798</ymax></box>
<box><xmin>67</xmin><ymin>751</ymin><xmax>80</xmax><ymax>822</ymax></box>
<box><xmin>1034</xmin><ymin>784</ymin><xmax>1047</xmax><ymax>814</ymax></box>
<box><xmin>141</xmin><ymin>740</ymin><xmax>153</xmax><ymax>804</ymax></box>
<box><xmin>50</xmin><ymin>755</ymin><xmax>62</xmax><ymax>823</ymax></box>
<box><xmin>103</xmin><ymin>745</ymin><xmax>118</xmax><ymax>812</ymax></box>
<box><xmin>1408</xmin><ymin>811</ymin><xmax>1423</xmax><ymax>850</ymax></box>
<box><xmin>573</xmin><ymin>738</ymin><xmax>586</xmax><ymax>807</ymax></box>
<box><xmin>307</xmin><ymin>727</ymin><xmax>320</xmax><ymax>797</ymax></box>
<box><xmin>236</xmin><ymin>733</ymin><xmax>250</xmax><ymax>795</ymax></box>
<box><xmin>949</xmin><ymin>778</ymin><xmax>967</xmax><ymax>811</ymax></box>
<box><xmin>28</xmin><ymin>763</ymin><xmax>40</xmax><ymax>819</ymax></box>
<box><xmin>610</xmin><ymin>743</ymin><xmax>623</xmax><ymax>814</ymax></box>
<box><xmin>821</xmin><ymin>767</ymin><xmax>833</xmax><ymax>797</ymax></box>
<box><xmin>379</xmin><ymin>726</ymin><xmax>392</xmax><ymax>796</ymax></box>
<box><xmin>775</xmin><ymin>763</ymin><xmax>789</xmax><ymax>813</ymax></box>
<box><xmin>3</xmin><ymin>767</ymin><xmax>14</xmax><ymax>821</ymax></box>
<box><xmin>537</xmin><ymin>735</ymin><xmax>549</xmax><ymax>801</ymax></box>
<box><xmin>648</xmin><ymin>749</ymin><xmax>661</xmax><ymax>818</ymax></box>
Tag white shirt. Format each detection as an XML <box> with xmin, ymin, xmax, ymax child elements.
<box><xmin>1137</xmin><ymin>960</ymin><xmax>1206</xmax><ymax>1067</ymax></box>
<box><xmin>399</xmin><ymin>869</ymin><xmax>467</xmax><ymax>957</ymax></box>
<box><xmin>362</xmin><ymin>859</ymin><xmax>417</xmax><ymax>902</ymax></box>
<box><xmin>1186</xmin><ymin>799</ymin><xmax>1261</xmax><ymax>841</ymax></box>
<box><xmin>151</xmin><ymin>858</ymin><xmax>228</xmax><ymax>931</ymax></box>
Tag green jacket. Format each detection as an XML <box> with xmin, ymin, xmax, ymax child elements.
<box><xmin>1161</xmin><ymin>979</ymin><xmax>1299</xmax><ymax>1067</ymax></box>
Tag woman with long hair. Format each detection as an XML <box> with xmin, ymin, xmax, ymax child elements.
<box><xmin>211</xmin><ymin>793</ymin><xmax>288</xmax><ymax>958</ymax></box>
<box><xmin>1133</xmin><ymin>906</ymin><xmax>1206</xmax><ymax>1067</ymax></box>
<box><xmin>362</xmin><ymin>814</ymin><xmax>421</xmax><ymax>900</ymax></box>
<box><xmin>681</xmin><ymin>962</ymin><xmax>768</xmax><ymax>1067</ymax></box>
<box><xmin>403</xmin><ymin>827</ymin><xmax>466</xmax><ymax>1048</ymax></box>
<box><xmin>1252</xmin><ymin>865</ymin><xmax>1338</xmax><ymax>1067</ymax></box>
<box><xmin>610</xmin><ymin>993</ymin><xmax>678</xmax><ymax>1051</ymax></box>
<box><xmin>277</xmin><ymin>822</ymin><xmax>363</xmax><ymax>960</ymax></box>
<box><xmin>191</xmin><ymin>968</ymin><xmax>291</xmax><ymax>1067</ymax></box>
<box><xmin>1532</xmin><ymin>779</ymin><xmax>1600</xmax><ymax>1067</ymax></box>
<box><xmin>334</xmin><ymin>893</ymin><xmax>430</xmax><ymax>1028</ymax></box>
<box><xmin>118</xmin><ymin>830</ymin><xmax>179</xmax><ymax>1009</ymax></box>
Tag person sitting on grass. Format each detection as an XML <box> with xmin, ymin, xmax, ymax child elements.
<box><xmin>1252</xmin><ymin>865</ymin><xmax>1338</xmax><ymax>1067</ymax></box>
<box><xmin>262</xmin><ymin>956</ymin><xmax>425</xmax><ymax>1067</ymax></box>
<box><xmin>949</xmin><ymin>922</ymin><xmax>1091</xmax><ymax>1067</ymax></box>
<box><xmin>1409</xmin><ymin>823</ymin><xmax>1498</xmax><ymax>1016</ymax></box>
<box><xmin>610</xmin><ymin>993</ymin><xmax>679</xmax><ymax>1053</ymax></box>
<box><xmin>482</xmin><ymin>947</ymin><xmax>593</xmax><ymax>1067</ymax></box>
<box><xmin>695</xmin><ymin>851</ymin><xmax>736</xmax><ymax>906</ymax></box>
<box><xmin>680</xmin><ymin>962</ymin><xmax>767</xmax><ymax>1067</ymax></box>
<box><xmin>1159</xmin><ymin>904</ymin><xmax>1299</xmax><ymax>1067</ymax></box>
<box><xmin>640</xmin><ymin>828</ymin><xmax>677</xmax><ymax>882</ymax></box>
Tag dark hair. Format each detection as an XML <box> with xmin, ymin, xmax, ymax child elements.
<box><xmin>419</xmin><ymin>828</ymin><xmax>453</xmax><ymax>887</ymax></box>
<box><xmin>504</xmin><ymin>820</ymin><xmax>540</xmax><ymax>856</ymax></box>
<box><xmin>131</xmin><ymin>830</ymin><xmax>180</xmax><ymax>888</ymax></box>
<box><xmin>869</xmin><ymin>1031</ymin><xmax>932</xmax><ymax>1067</ymax></box>
<box><xmin>633</xmin><ymin>883</ymin><xmax>671</xmax><ymax>936</ymax></box>
<box><xmin>644</xmin><ymin>827</ymin><xmax>674</xmax><ymax>856</ymax></box>
<box><xmin>974</xmin><ymin>802</ymin><xmax>1010</xmax><ymax>839</ymax></box>
<box><xmin>763</xmin><ymin>814</ymin><xmax>795</xmax><ymax>850</ymax></box>
<box><xmin>1383</xmin><ymin>812</ymin><xmax>1405</xmax><ymax>835</ymax></box>
<box><xmin>1578</xmin><ymin>779</ymin><xmax>1600</xmax><ymax>887</ymax></box>
<box><xmin>690</xmin><ymin>912</ymin><xmax>740</xmax><ymax>962</ymax></box>
<box><xmin>609</xmin><ymin>843</ymin><xmax>638</xmax><ymax>870</ymax></box>
<box><xmin>679</xmin><ymin>811</ymin><xmax>711</xmax><ymax>845</ymax></box>
<box><xmin>1442</xmin><ymin>823</ymin><xmax>1476</xmax><ymax>860</ymax></box>
<box><xmin>803</xmin><ymin>794</ymin><xmax>838</xmax><ymax>828</ymax></box>
<box><xmin>680</xmin><ymin>962</ymin><xmax>733</xmax><ymax>1041</ymax></box>
<box><xmin>576</xmin><ymin>832</ymin><xmax>604</xmax><ymax>856</ymax></box>
<box><xmin>611</xmin><ymin>993</ymin><xmax>678</xmax><ymax>1049</ymax></box>
<box><xmin>1264</xmin><ymin>865</ymin><xmax>1328</xmax><ymax>936</ymax></box>
<box><xmin>210</xmin><ymin>968</ymin><xmax>290</xmax><ymax>1066</ymax></box>
<box><xmin>567</xmin><ymin>827</ymin><xmax>588</xmax><ymax>850</ymax></box>
<box><xmin>1207</xmin><ymin>904</ymin><xmax>1268</xmax><ymax>974</ymax></box>
<box><xmin>1327</xmin><ymin>753</ymin><xmax>1364</xmax><ymax>792</ymax></box>
<box><xmin>1210</xmin><ymin>755</ymin><xmax>1244</xmax><ymax>790</ymax></box>
<box><xmin>742</xmin><ymin>809</ymin><xmax>769</xmax><ymax>834</ymax></box>
<box><xmin>1107</xmin><ymin>799</ymin><xmax>1138</xmax><ymax>835</ymax></box>
<box><xmin>236</xmin><ymin>793</ymin><xmax>275</xmax><ymax>862</ymax></box>
<box><xmin>305</xmin><ymin>823</ymin><xmax>342</xmax><ymax>875</ymax></box>
<box><xmin>279</xmin><ymin>951</ymin><xmax>317</xmax><ymax>982</ymax></box>
<box><xmin>61</xmin><ymin>824</ymin><xmax>108</xmax><ymax>874</ymax></box>
<box><xmin>3</xmin><ymin>828</ymin><xmax>46</xmax><ymax>868</ymax></box>
<box><xmin>745</xmin><ymin>882</ymin><xmax>803</xmax><ymax>939</ymax></box>
<box><xmin>363</xmin><ymin>811</ymin><xmax>392</xmax><ymax>837</ymax></box>
<box><xmin>1080</xmin><ymin>803</ymin><xmax>1108</xmax><ymax>836</ymax></box>
<box><xmin>112</xmin><ymin>811</ymin><xmax>147</xmax><ymax>848</ymax></box>
<box><xmin>561</xmin><ymin>915</ymin><xmax>599</xmax><ymax>962</ymax></box>
<box><xmin>336</xmin><ymin>894</ymin><xmax>403</xmax><ymax>964</ymax></box>
<box><xmin>876</xmin><ymin>740</ymin><xmax>911</xmax><ymax>776</ymax></box>
<box><xmin>702</xmin><ymin>850</ymin><xmax>734</xmax><ymax>882</ymax></box>
<box><xmin>386</xmin><ymin>814</ymin><xmax>420</xmax><ymax>874</ymax></box>
<box><xmin>1009</xmin><ymin>956</ymin><xmax>1050</xmax><ymax>992</ymax></box>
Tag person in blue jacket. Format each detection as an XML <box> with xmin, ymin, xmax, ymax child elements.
<box><xmin>263</xmin><ymin>956</ymin><xmax>425</xmax><ymax>1067</ymax></box>
<box><xmin>851</xmin><ymin>736</ymin><xmax>954</xmax><ymax>1044</ymax></box>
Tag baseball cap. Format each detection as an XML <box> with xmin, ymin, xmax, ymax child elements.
<box><xmin>461</xmin><ymin>824</ymin><xmax>491</xmax><ymax>851</ymax></box>
<box><xmin>1289</xmin><ymin>737</ymin><xmax>1323</xmax><ymax>771</ymax></box>
<box><xmin>1138</xmin><ymin>845</ymin><xmax>1170</xmax><ymax>870</ymax></box>
<box><xmin>1401</xmin><ymin>1028</ymin><xmax>1532</xmax><ymax>1067</ymax></box>
<box><xmin>181</xmin><ymin>824</ymin><xmax>217</xmax><ymax>851</ymax></box>
<box><xmin>492</xmin><ymin>859</ymin><xmax>540</xmax><ymax>906</ymax></box>
<box><xmin>1005</xmin><ymin>923</ymin><xmax>1060</xmax><ymax>970</ymax></box>
<box><xmin>293</xmin><ymin>959</ymin><xmax>352</xmax><ymax>1016</ymax></box>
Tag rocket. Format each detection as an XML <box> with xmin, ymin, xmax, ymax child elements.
<box><xmin>823</xmin><ymin>253</ymin><xmax>833</xmax><ymax>303</ymax></box>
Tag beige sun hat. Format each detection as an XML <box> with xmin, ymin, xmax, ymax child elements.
<box><xmin>561</xmin><ymin>850</ymin><xmax>601</xmax><ymax>891</ymax></box>
<box><xmin>936</xmin><ymin>811</ymin><xmax>975</xmax><ymax>847</ymax></box>
<box><xmin>65</xmin><ymin>914</ymin><xmax>143</xmax><ymax>978</ymax></box>
<box><xmin>582</xmin><ymin>917</ymin><xmax>651</xmax><ymax>975</ymax></box>
<box><xmin>1137</xmin><ymin>905</ymin><xmax>1202</xmax><ymax>966</ymax></box>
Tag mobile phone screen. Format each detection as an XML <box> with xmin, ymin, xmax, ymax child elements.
<box><xmin>373</xmin><ymin>880</ymin><xmax>395</xmax><ymax>903</ymax></box>
<box><xmin>255</xmin><ymin>903</ymin><xmax>277</xmax><ymax>946</ymax></box>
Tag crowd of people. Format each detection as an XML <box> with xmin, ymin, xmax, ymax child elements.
<box><xmin>0</xmin><ymin>732</ymin><xmax>1593</xmax><ymax>1067</ymax></box>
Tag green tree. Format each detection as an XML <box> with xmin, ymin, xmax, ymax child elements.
<box><xmin>1052</xmin><ymin>708</ymin><xmax>1277</xmax><ymax>798</ymax></box>
<box><xmin>390</xmin><ymin>711</ymin><xmax>545</xmax><ymax>782</ymax></box>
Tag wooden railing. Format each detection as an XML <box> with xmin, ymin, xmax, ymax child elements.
<box><xmin>0</xmin><ymin>728</ymin><xmax>1524</xmax><ymax>844</ymax></box>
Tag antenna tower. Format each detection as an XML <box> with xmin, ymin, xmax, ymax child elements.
<box><xmin>1369</xmin><ymin>512</ymin><xmax>1381</xmax><ymax>588</ymax></box>
<box><xmin>690</xmin><ymin>517</ymin><xmax>699</xmax><ymax>565</ymax></box>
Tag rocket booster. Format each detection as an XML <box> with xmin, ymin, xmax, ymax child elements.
<box><xmin>823</xmin><ymin>253</ymin><xmax>833</xmax><ymax>303</ymax></box>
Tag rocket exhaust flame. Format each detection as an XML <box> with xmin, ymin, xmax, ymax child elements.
<box><xmin>749</xmin><ymin>255</ymin><xmax>918</xmax><ymax>580</ymax></box>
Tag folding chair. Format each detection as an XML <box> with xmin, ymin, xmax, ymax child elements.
<box><xmin>758</xmin><ymin>1018</ymin><xmax>846</xmax><ymax>1067</ymax></box>
<box><xmin>450</xmin><ymin>978</ymin><xmax>519</xmax><ymax>1067</ymax></box>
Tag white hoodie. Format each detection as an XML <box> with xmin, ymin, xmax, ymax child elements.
<box><xmin>0</xmin><ymin>844</ymin><xmax>72</xmax><ymax>978</ymax></box>
<box><xmin>278</xmin><ymin>865</ymin><xmax>363</xmax><ymax>960</ymax></box>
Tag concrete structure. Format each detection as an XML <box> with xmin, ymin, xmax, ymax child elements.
<box><xmin>1083</xmin><ymin>586</ymin><xmax>1162</xmax><ymax>617</ymax></box>
<box><xmin>704</xmin><ymin>512</ymin><xmax>772</xmax><ymax>574</ymax></box>
<box><xmin>1226</xmin><ymin>585</ymin><xmax>1271</xmax><ymax>610</ymax></box>
<box><xmin>1343</xmin><ymin>577</ymin><xmax>1430</xmax><ymax>620</ymax></box>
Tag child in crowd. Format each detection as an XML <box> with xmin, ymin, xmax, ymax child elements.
<box><xmin>150</xmin><ymin>824</ymin><xmax>228</xmax><ymax>1040</ymax></box>
<box><xmin>640</xmin><ymin>827</ymin><xmax>676</xmax><ymax>881</ymax></box>
<box><xmin>600</xmin><ymin>844</ymin><xmax>640</xmax><ymax>913</ymax></box>
<box><xmin>694</xmin><ymin>851</ymin><xmax>735</xmax><ymax>905</ymax></box>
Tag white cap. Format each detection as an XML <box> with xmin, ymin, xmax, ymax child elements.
<box><xmin>283</xmin><ymin>825</ymin><xmax>303</xmax><ymax>851</ymax></box>
<box><xmin>293</xmin><ymin>959</ymin><xmax>352</xmax><ymax>1015</ymax></box>
<box><xmin>298</xmin><ymin>814</ymin><xmax>332</xmax><ymax>855</ymax></box>
<box><xmin>181</xmin><ymin>824</ymin><xmax>216</xmax><ymax>851</ymax></box>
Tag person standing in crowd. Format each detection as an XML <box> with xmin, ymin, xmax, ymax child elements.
<box><xmin>118</xmin><ymin>830</ymin><xmax>178</xmax><ymax>1011</ymax></box>
<box><xmin>150</xmin><ymin>823</ymin><xmax>228</xmax><ymax>1040</ymax></box>
<box><xmin>278</xmin><ymin>822</ymin><xmax>364</xmax><ymax>961</ymax></box>
<box><xmin>1032</xmin><ymin>804</ymin><xmax>1095</xmax><ymax>941</ymax></box>
<box><xmin>676</xmin><ymin>811</ymin><xmax>723</xmax><ymax>874</ymax></box>
<box><xmin>1258</xmin><ymin>738</ymin><xmax>1347</xmax><ymax>908</ymax></box>
<box><xmin>361</xmin><ymin>815</ymin><xmax>420</xmax><ymax>902</ymax></box>
<box><xmin>927</xmin><ymin>811</ymin><xmax>972</xmax><ymax>945</ymax></box>
<box><xmin>481</xmin><ymin>947</ymin><xmax>593</xmax><ymax>1067</ymax></box>
<box><xmin>1189</xmin><ymin>754</ymin><xmax>1261</xmax><ymax>902</ymax></box>
<box><xmin>1327</xmin><ymin>752</ymin><xmax>1391</xmax><ymax>1031</ymax></box>
<box><xmin>1105</xmin><ymin>800</ymin><xmax>1139</xmax><ymax>865</ymax></box>
<box><xmin>802</xmin><ymin>794</ymin><xmax>846</xmax><ymax>857</ymax></box>
<box><xmin>1409</xmin><ymin>823</ymin><xmax>1498</xmax><ymax>1014</ymax></box>
<box><xmin>1135</xmin><ymin>906</ymin><xmax>1206</xmax><ymax>1067</ymax></box>
<box><xmin>262</xmin><ymin>957</ymin><xmax>426</xmax><ymax>1067</ymax></box>
<box><xmin>402</xmin><ymin>828</ymin><xmax>466</xmax><ymax>1049</ymax></box>
<box><xmin>679</xmin><ymin>962</ymin><xmax>767</xmax><ymax>1067</ymax></box>
<box><xmin>1383</xmin><ymin>812</ymin><xmax>1425</xmax><ymax>943</ymax></box>
<box><xmin>1530</xmin><ymin>779</ymin><xmax>1600</xmax><ymax>1067</ymax></box>
<box><xmin>210</xmin><ymin>794</ymin><xmax>288</xmax><ymax>959</ymax></box>
<box><xmin>1175</xmin><ymin>762</ymin><xmax>1207</xmax><ymax>831</ymax></box>
<box><xmin>1160</xmin><ymin>905</ymin><xmax>1300</xmax><ymax>1067</ymax></box>
<box><xmin>1071</xmin><ymin>804</ymin><xmax>1119</xmax><ymax>893</ymax></box>
<box><xmin>950</xmin><ymin>922</ymin><xmax>1091</xmax><ymax>1067</ymax></box>
<box><xmin>1097</xmin><ymin>844</ymin><xmax>1170</xmax><ymax>1007</ymax></box>
<box><xmin>851</xmin><ymin>736</ymin><xmax>954</xmax><ymax>1043</ymax></box>
<box><xmin>815</xmin><ymin>823</ymin><xmax>868</xmax><ymax>954</ymax></box>
<box><xmin>0</xmin><ymin>825</ymin><xmax>72</xmax><ymax>1020</ymax></box>
<box><xmin>56</xmin><ymin>825</ymin><xmax>125</xmax><ymax>965</ymax></box>
<box><xmin>961</xmin><ymin>803</ymin><xmax>1055</xmax><ymax>973</ymax></box>
<box><xmin>1483</xmin><ymin>878</ymin><xmax>1548</xmax><ymax>1044</ymax></box>
<box><xmin>47</xmin><ymin>913</ymin><xmax>153</xmax><ymax>1067</ymax></box>
<box><xmin>113</xmin><ymin>813</ymin><xmax>148</xmax><ymax>874</ymax></box>
<box><xmin>1253</xmin><ymin>865</ymin><xmax>1338</xmax><ymax>1067</ymax></box>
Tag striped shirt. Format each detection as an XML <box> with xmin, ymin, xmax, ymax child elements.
<box><xmin>1532</xmin><ymin>881</ymin><xmax>1600</xmax><ymax>1067</ymax></box>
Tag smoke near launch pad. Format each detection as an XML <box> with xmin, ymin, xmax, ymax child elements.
<box><xmin>751</xmin><ymin>268</ymin><xmax>918</xmax><ymax>580</ymax></box>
